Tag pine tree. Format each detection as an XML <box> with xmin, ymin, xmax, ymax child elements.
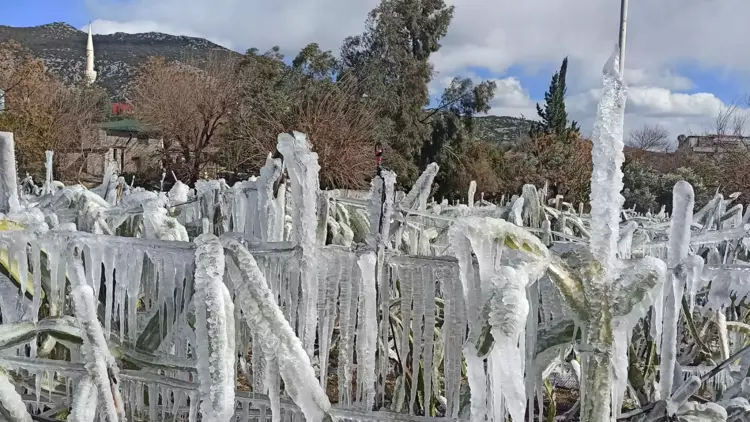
<box><xmin>533</xmin><ymin>57</ymin><xmax>579</xmax><ymax>139</ymax></box>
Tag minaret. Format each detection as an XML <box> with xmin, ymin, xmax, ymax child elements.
<box><xmin>85</xmin><ymin>22</ymin><xmax>97</xmax><ymax>85</ymax></box>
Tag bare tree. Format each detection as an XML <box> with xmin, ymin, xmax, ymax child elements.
<box><xmin>0</xmin><ymin>40</ymin><xmax>46</xmax><ymax>110</ymax></box>
<box><xmin>130</xmin><ymin>54</ymin><xmax>242</xmax><ymax>182</ymax></box>
<box><xmin>627</xmin><ymin>124</ymin><xmax>670</xmax><ymax>151</ymax></box>
<box><xmin>711</xmin><ymin>101</ymin><xmax>747</xmax><ymax>138</ymax></box>
<box><xmin>0</xmin><ymin>41</ymin><xmax>108</xmax><ymax>179</ymax></box>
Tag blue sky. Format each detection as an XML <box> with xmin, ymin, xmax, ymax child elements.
<box><xmin>4</xmin><ymin>0</ymin><xmax>750</xmax><ymax>141</ymax></box>
<box><xmin>4</xmin><ymin>0</ymin><xmax>90</xmax><ymax>28</ymax></box>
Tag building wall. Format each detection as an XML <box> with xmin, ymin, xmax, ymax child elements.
<box><xmin>678</xmin><ymin>135</ymin><xmax>750</xmax><ymax>154</ymax></box>
<box><xmin>62</xmin><ymin>129</ymin><xmax>165</xmax><ymax>178</ymax></box>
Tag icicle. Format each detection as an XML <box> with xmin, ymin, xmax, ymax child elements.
<box><xmin>422</xmin><ymin>266</ymin><xmax>438</xmax><ymax>414</ymax></box>
<box><xmin>468</xmin><ymin>181</ymin><xmax>477</xmax><ymax>207</ymax></box>
<box><xmin>30</xmin><ymin>242</ymin><xmax>41</xmax><ymax>322</ymax></box>
<box><xmin>357</xmin><ymin>252</ymin><xmax>378</xmax><ymax>411</ymax></box>
<box><xmin>70</xmin><ymin>281</ymin><xmax>123</xmax><ymax>422</ymax></box>
<box><xmin>511</xmin><ymin>196</ymin><xmax>524</xmax><ymax>226</ymax></box>
<box><xmin>34</xmin><ymin>371</ymin><xmax>41</xmax><ymax>404</ymax></box>
<box><xmin>277</xmin><ymin>132</ymin><xmax>321</xmax><ymax>357</ymax></box>
<box><xmin>221</xmin><ymin>235</ymin><xmax>332</xmax><ymax>421</ymax></box>
<box><xmin>684</xmin><ymin>255</ymin><xmax>704</xmax><ymax>314</ymax></box>
<box><xmin>103</xmin><ymin>245</ymin><xmax>115</xmax><ymax>337</ymax></box>
<box><xmin>659</xmin><ymin>181</ymin><xmax>694</xmax><ymax>400</ymax></box>
<box><xmin>127</xmin><ymin>249</ymin><xmax>144</xmax><ymax>344</ymax></box>
<box><xmin>192</xmin><ymin>235</ymin><xmax>236</xmax><ymax>422</ymax></box>
<box><xmin>408</xmin><ymin>265</ymin><xmax>427</xmax><ymax>414</ymax></box>
<box><xmin>68</xmin><ymin>375</ymin><xmax>98</xmax><ymax>422</ymax></box>
<box><xmin>444</xmin><ymin>264</ymin><xmax>466</xmax><ymax>418</ymax></box>
<box><xmin>148</xmin><ymin>383</ymin><xmax>158</xmax><ymax>421</ymax></box>
<box><xmin>337</xmin><ymin>254</ymin><xmax>358</xmax><ymax>406</ymax></box>
<box><xmin>0</xmin><ymin>371</ymin><xmax>32</xmax><ymax>422</ymax></box>
<box><xmin>188</xmin><ymin>391</ymin><xmax>198</xmax><ymax>422</ymax></box>
<box><xmin>487</xmin><ymin>266</ymin><xmax>530</xmax><ymax>422</ymax></box>
<box><xmin>0</xmin><ymin>132</ymin><xmax>21</xmax><ymax>213</ymax></box>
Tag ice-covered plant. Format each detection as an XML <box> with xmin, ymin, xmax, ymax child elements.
<box><xmin>542</xmin><ymin>48</ymin><xmax>667</xmax><ymax>421</ymax></box>
<box><xmin>450</xmin><ymin>216</ymin><xmax>551</xmax><ymax>421</ymax></box>
<box><xmin>193</xmin><ymin>235</ymin><xmax>236</xmax><ymax>422</ymax></box>
<box><xmin>221</xmin><ymin>235</ymin><xmax>334</xmax><ymax>421</ymax></box>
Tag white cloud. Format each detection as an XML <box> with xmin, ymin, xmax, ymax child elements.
<box><xmin>85</xmin><ymin>0</ymin><xmax>379</xmax><ymax>56</ymax></box>
<box><xmin>625</xmin><ymin>69</ymin><xmax>694</xmax><ymax>91</ymax></box>
<box><xmin>491</xmin><ymin>78</ymin><xmax>535</xmax><ymax>109</ymax></box>
<box><xmin>486</xmin><ymin>77</ymin><xmax>749</xmax><ymax>145</ymax></box>
<box><xmin>82</xmin><ymin>0</ymin><xmax>750</xmax><ymax>138</ymax></box>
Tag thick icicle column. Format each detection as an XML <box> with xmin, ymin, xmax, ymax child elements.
<box><xmin>0</xmin><ymin>132</ymin><xmax>20</xmax><ymax>213</ymax></box>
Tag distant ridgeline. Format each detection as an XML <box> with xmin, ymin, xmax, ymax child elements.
<box><xmin>0</xmin><ymin>22</ymin><xmax>236</xmax><ymax>101</ymax></box>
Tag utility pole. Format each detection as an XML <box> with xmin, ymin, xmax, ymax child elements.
<box><xmin>618</xmin><ymin>0</ymin><xmax>629</xmax><ymax>76</ymax></box>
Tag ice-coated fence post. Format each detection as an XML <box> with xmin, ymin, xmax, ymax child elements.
<box><xmin>0</xmin><ymin>132</ymin><xmax>20</xmax><ymax>214</ymax></box>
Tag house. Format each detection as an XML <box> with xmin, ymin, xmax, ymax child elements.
<box><xmin>60</xmin><ymin>119</ymin><xmax>166</xmax><ymax>181</ymax></box>
<box><xmin>676</xmin><ymin>134</ymin><xmax>750</xmax><ymax>155</ymax></box>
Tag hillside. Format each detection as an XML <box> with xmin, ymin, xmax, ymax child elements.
<box><xmin>473</xmin><ymin>115</ymin><xmax>536</xmax><ymax>145</ymax></box>
<box><xmin>0</xmin><ymin>22</ymin><xmax>236</xmax><ymax>100</ymax></box>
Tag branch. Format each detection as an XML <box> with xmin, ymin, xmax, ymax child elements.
<box><xmin>419</xmin><ymin>90</ymin><xmax>475</xmax><ymax>123</ymax></box>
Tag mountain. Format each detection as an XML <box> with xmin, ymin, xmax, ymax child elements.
<box><xmin>0</xmin><ymin>22</ymin><xmax>236</xmax><ymax>100</ymax></box>
<box><xmin>472</xmin><ymin>115</ymin><xmax>537</xmax><ymax>145</ymax></box>
<box><xmin>0</xmin><ymin>23</ymin><xmax>534</xmax><ymax>142</ymax></box>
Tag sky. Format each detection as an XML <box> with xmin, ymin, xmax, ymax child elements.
<box><xmin>5</xmin><ymin>0</ymin><xmax>750</xmax><ymax>144</ymax></box>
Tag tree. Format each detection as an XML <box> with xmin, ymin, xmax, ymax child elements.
<box><xmin>710</xmin><ymin>100</ymin><xmax>747</xmax><ymax>138</ymax></box>
<box><xmin>0</xmin><ymin>41</ymin><xmax>109</xmax><ymax>180</ymax></box>
<box><xmin>130</xmin><ymin>54</ymin><xmax>242</xmax><ymax>183</ymax></box>
<box><xmin>219</xmin><ymin>47</ymin><xmax>291</xmax><ymax>175</ymax></box>
<box><xmin>339</xmin><ymin>0</ymin><xmax>455</xmax><ymax>185</ymax></box>
<box><xmin>627</xmin><ymin>124</ymin><xmax>670</xmax><ymax>151</ymax></box>
<box><xmin>621</xmin><ymin>157</ymin><xmax>716</xmax><ymax>213</ymax></box>
<box><xmin>422</xmin><ymin>76</ymin><xmax>497</xmax><ymax>198</ymax></box>
<box><xmin>534</xmin><ymin>57</ymin><xmax>579</xmax><ymax>138</ymax></box>
<box><xmin>519</xmin><ymin>133</ymin><xmax>592</xmax><ymax>203</ymax></box>
<box><xmin>291</xmin><ymin>43</ymin><xmax>338</xmax><ymax>81</ymax></box>
<box><xmin>225</xmin><ymin>45</ymin><xmax>377</xmax><ymax>189</ymax></box>
<box><xmin>0</xmin><ymin>40</ymin><xmax>42</xmax><ymax>110</ymax></box>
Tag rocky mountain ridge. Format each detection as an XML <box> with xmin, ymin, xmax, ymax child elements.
<box><xmin>0</xmin><ymin>22</ymin><xmax>234</xmax><ymax>100</ymax></box>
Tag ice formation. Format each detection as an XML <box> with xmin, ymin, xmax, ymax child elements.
<box><xmin>193</xmin><ymin>235</ymin><xmax>236</xmax><ymax>422</ymax></box>
<box><xmin>68</xmin><ymin>376</ymin><xmax>98</xmax><ymax>422</ymax></box>
<box><xmin>221</xmin><ymin>236</ymin><xmax>332</xmax><ymax>421</ymax></box>
<box><xmin>357</xmin><ymin>252</ymin><xmax>378</xmax><ymax>410</ymax></box>
<box><xmin>450</xmin><ymin>217</ymin><xmax>550</xmax><ymax>422</ymax></box>
<box><xmin>277</xmin><ymin>131</ymin><xmax>321</xmax><ymax>357</ymax></box>
<box><xmin>0</xmin><ymin>132</ymin><xmax>21</xmax><ymax>213</ymax></box>
<box><xmin>659</xmin><ymin>181</ymin><xmax>694</xmax><ymax>399</ymax></box>
<box><xmin>0</xmin><ymin>371</ymin><xmax>32</xmax><ymax>422</ymax></box>
<box><xmin>1</xmin><ymin>72</ymin><xmax>749</xmax><ymax>422</ymax></box>
<box><xmin>70</xmin><ymin>272</ymin><xmax>124</xmax><ymax>421</ymax></box>
<box><xmin>588</xmin><ymin>46</ymin><xmax>626</xmax><ymax>281</ymax></box>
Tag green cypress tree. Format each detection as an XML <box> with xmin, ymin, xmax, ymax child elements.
<box><xmin>533</xmin><ymin>57</ymin><xmax>579</xmax><ymax>139</ymax></box>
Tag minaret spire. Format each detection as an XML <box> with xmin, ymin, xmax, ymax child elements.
<box><xmin>85</xmin><ymin>22</ymin><xmax>97</xmax><ymax>85</ymax></box>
